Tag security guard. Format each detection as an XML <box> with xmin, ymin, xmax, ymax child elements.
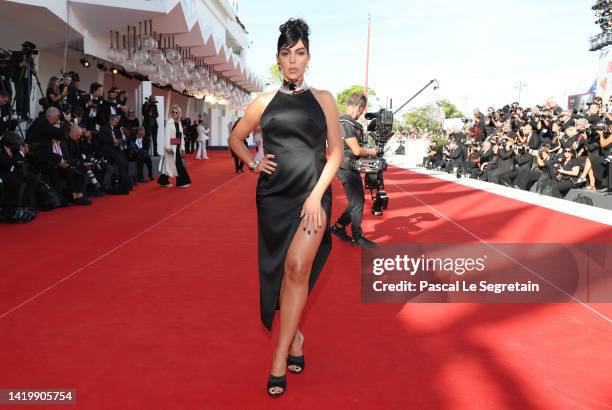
<box><xmin>331</xmin><ymin>92</ymin><xmax>379</xmax><ymax>248</ymax></box>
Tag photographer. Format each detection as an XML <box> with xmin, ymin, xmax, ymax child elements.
<box><xmin>0</xmin><ymin>131</ymin><xmax>38</xmax><ymax>221</ymax></box>
<box><xmin>538</xmin><ymin>147</ymin><xmax>581</xmax><ymax>198</ymax></box>
<box><xmin>9</xmin><ymin>41</ymin><xmax>37</xmax><ymax>120</ymax></box>
<box><xmin>101</xmin><ymin>88</ymin><xmax>128</xmax><ymax>124</ymax></box>
<box><xmin>330</xmin><ymin>92</ymin><xmax>378</xmax><ymax>248</ymax></box>
<box><xmin>559</xmin><ymin>111</ymin><xmax>575</xmax><ymax>131</ymax></box>
<box><xmin>82</xmin><ymin>82</ymin><xmax>105</xmax><ymax>131</ymax></box>
<box><xmin>497</xmin><ymin>142</ymin><xmax>534</xmax><ymax>187</ymax></box>
<box><xmin>25</xmin><ymin>107</ymin><xmax>70</xmax><ymax>171</ymax></box>
<box><xmin>445</xmin><ymin>138</ymin><xmax>465</xmax><ymax>174</ymax></box>
<box><xmin>45</xmin><ymin>124</ymin><xmax>92</xmax><ymax>206</ymax></box>
<box><xmin>486</xmin><ymin>137</ymin><xmax>515</xmax><ymax>184</ymax></box>
<box><xmin>45</xmin><ymin>76</ymin><xmax>64</xmax><ymax>110</ymax></box>
<box><xmin>127</xmin><ymin>127</ymin><xmax>153</xmax><ymax>182</ymax></box>
<box><xmin>575</xmin><ymin>122</ymin><xmax>612</xmax><ymax>192</ymax></box>
<box><xmin>520</xmin><ymin>124</ymin><xmax>541</xmax><ymax>150</ymax></box>
<box><xmin>64</xmin><ymin>124</ymin><xmax>104</xmax><ymax>197</ymax></box>
<box><xmin>142</xmin><ymin>95</ymin><xmax>159</xmax><ymax>156</ymax></box>
<box><xmin>513</xmin><ymin>145</ymin><xmax>551</xmax><ymax>191</ymax></box>
<box><xmin>422</xmin><ymin>142</ymin><xmax>442</xmax><ymax>168</ymax></box>
<box><xmin>96</xmin><ymin>114</ymin><xmax>132</xmax><ymax>194</ymax></box>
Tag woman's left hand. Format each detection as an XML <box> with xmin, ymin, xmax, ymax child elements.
<box><xmin>181</xmin><ymin>149</ymin><xmax>185</xmax><ymax>156</ymax></box>
<box><xmin>300</xmin><ymin>194</ymin><xmax>323</xmax><ymax>235</ymax></box>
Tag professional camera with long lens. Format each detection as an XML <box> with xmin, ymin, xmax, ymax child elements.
<box><xmin>349</xmin><ymin>109</ymin><xmax>393</xmax><ymax>216</ymax></box>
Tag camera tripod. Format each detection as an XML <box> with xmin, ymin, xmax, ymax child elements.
<box><xmin>10</xmin><ymin>52</ymin><xmax>45</xmax><ymax>137</ymax></box>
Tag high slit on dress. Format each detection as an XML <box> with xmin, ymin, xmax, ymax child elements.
<box><xmin>256</xmin><ymin>89</ymin><xmax>332</xmax><ymax>330</ymax></box>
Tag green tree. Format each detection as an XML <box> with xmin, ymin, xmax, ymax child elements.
<box><xmin>336</xmin><ymin>85</ymin><xmax>376</xmax><ymax>113</ymax></box>
<box><xmin>436</xmin><ymin>99</ymin><xmax>463</xmax><ymax>119</ymax></box>
<box><xmin>402</xmin><ymin>105</ymin><xmax>443</xmax><ymax>133</ymax></box>
<box><xmin>268</xmin><ymin>63</ymin><xmax>283</xmax><ymax>86</ymax></box>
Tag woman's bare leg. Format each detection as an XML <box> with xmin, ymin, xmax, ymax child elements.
<box><xmin>270</xmin><ymin>207</ymin><xmax>327</xmax><ymax>379</ymax></box>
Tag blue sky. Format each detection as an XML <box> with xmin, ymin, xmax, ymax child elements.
<box><xmin>239</xmin><ymin>0</ymin><xmax>600</xmax><ymax>115</ymax></box>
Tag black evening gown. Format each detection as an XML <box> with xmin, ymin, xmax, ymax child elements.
<box><xmin>256</xmin><ymin>89</ymin><xmax>332</xmax><ymax>330</ymax></box>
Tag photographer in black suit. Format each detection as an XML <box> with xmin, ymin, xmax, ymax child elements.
<box><xmin>45</xmin><ymin>124</ymin><xmax>92</xmax><ymax>206</ymax></box>
<box><xmin>82</xmin><ymin>82</ymin><xmax>105</xmax><ymax>131</ymax></box>
<box><xmin>96</xmin><ymin>114</ymin><xmax>132</xmax><ymax>194</ymax></box>
<box><xmin>127</xmin><ymin>127</ymin><xmax>153</xmax><ymax>182</ymax></box>
<box><xmin>25</xmin><ymin>107</ymin><xmax>70</xmax><ymax>172</ymax></box>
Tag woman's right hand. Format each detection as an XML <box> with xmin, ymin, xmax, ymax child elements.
<box><xmin>166</xmin><ymin>147</ymin><xmax>173</xmax><ymax>154</ymax></box>
<box><xmin>254</xmin><ymin>154</ymin><xmax>277</xmax><ymax>174</ymax></box>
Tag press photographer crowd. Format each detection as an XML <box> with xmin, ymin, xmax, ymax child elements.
<box><xmin>0</xmin><ymin>67</ymin><xmax>206</xmax><ymax>224</ymax></box>
<box><xmin>421</xmin><ymin>97</ymin><xmax>612</xmax><ymax>202</ymax></box>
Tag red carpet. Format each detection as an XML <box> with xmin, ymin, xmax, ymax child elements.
<box><xmin>1</xmin><ymin>152</ymin><xmax>611</xmax><ymax>409</ymax></box>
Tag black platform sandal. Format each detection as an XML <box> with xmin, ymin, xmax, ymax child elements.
<box><xmin>287</xmin><ymin>354</ymin><xmax>305</xmax><ymax>374</ymax></box>
<box><xmin>267</xmin><ymin>374</ymin><xmax>286</xmax><ymax>397</ymax></box>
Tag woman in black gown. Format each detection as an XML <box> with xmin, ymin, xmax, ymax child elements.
<box><xmin>228</xmin><ymin>18</ymin><xmax>343</xmax><ymax>397</ymax></box>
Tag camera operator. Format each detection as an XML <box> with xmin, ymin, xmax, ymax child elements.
<box><xmin>9</xmin><ymin>41</ymin><xmax>37</xmax><ymax>120</ymax></box>
<box><xmin>96</xmin><ymin>114</ymin><xmax>132</xmax><ymax>194</ymax></box>
<box><xmin>330</xmin><ymin>92</ymin><xmax>378</xmax><ymax>248</ymax></box>
<box><xmin>127</xmin><ymin>127</ymin><xmax>154</xmax><ymax>182</ymax></box>
<box><xmin>0</xmin><ymin>131</ymin><xmax>38</xmax><ymax>221</ymax></box>
<box><xmin>142</xmin><ymin>95</ymin><xmax>159</xmax><ymax>156</ymax></box>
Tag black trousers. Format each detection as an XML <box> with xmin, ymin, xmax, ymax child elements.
<box><xmin>497</xmin><ymin>168</ymin><xmax>520</xmax><ymax>186</ymax></box>
<box><xmin>539</xmin><ymin>179</ymin><xmax>574</xmax><ymax>198</ymax></box>
<box><xmin>99</xmin><ymin>148</ymin><xmax>132</xmax><ymax>192</ymax></box>
<box><xmin>137</xmin><ymin>154</ymin><xmax>153</xmax><ymax>179</ymax></box>
<box><xmin>145</xmin><ymin>127</ymin><xmax>159</xmax><ymax>155</ymax></box>
<box><xmin>47</xmin><ymin>166</ymin><xmax>82</xmax><ymax>196</ymax></box>
<box><xmin>335</xmin><ymin>168</ymin><xmax>365</xmax><ymax>238</ymax></box>
<box><xmin>158</xmin><ymin>149</ymin><xmax>191</xmax><ymax>187</ymax></box>
<box><xmin>514</xmin><ymin>168</ymin><xmax>542</xmax><ymax>191</ymax></box>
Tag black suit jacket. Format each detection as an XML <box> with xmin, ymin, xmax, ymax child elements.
<box><xmin>25</xmin><ymin>117</ymin><xmax>68</xmax><ymax>156</ymax></box>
